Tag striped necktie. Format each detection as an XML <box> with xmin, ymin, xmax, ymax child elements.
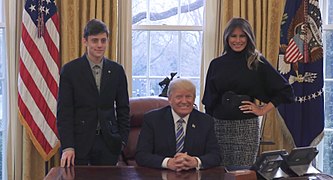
<box><xmin>176</xmin><ymin>119</ymin><xmax>185</xmax><ymax>153</ymax></box>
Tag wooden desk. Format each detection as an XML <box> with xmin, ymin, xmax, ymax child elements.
<box><xmin>44</xmin><ymin>166</ymin><xmax>333</xmax><ymax>180</ymax></box>
<box><xmin>44</xmin><ymin>166</ymin><xmax>228</xmax><ymax>180</ymax></box>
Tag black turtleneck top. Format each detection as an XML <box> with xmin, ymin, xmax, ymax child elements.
<box><xmin>202</xmin><ymin>50</ymin><xmax>295</xmax><ymax>120</ymax></box>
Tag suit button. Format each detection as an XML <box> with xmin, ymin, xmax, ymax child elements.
<box><xmin>81</xmin><ymin>120</ymin><xmax>85</xmax><ymax>125</ymax></box>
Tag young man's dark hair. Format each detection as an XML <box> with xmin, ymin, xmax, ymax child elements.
<box><xmin>83</xmin><ymin>19</ymin><xmax>109</xmax><ymax>39</ymax></box>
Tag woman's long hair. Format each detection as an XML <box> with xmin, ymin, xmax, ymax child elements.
<box><xmin>222</xmin><ymin>17</ymin><xmax>261</xmax><ymax>70</ymax></box>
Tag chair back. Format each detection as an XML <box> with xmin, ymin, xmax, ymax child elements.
<box><xmin>120</xmin><ymin>96</ymin><xmax>169</xmax><ymax>166</ymax></box>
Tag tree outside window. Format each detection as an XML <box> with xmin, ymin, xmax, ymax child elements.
<box><xmin>132</xmin><ymin>0</ymin><xmax>204</xmax><ymax>105</ymax></box>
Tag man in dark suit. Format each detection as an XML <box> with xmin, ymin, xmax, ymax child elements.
<box><xmin>57</xmin><ymin>19</ymin><xmax>129</xmax><ymax>167</ymax></box>
<box><xmin>136</xmin><ymin>78</ymin><xmax>220</xmax><ymax>171</ymax></box>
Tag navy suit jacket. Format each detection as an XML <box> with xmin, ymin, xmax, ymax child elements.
<box><xmin>135</xmin><ymin>106</ymin><xmax>221</xmax><ymax>169</ymax></box>
<box><xmin>57</xmin><ymin>55</ymin><xmax>130</xmax><ymax>158</ymax></box>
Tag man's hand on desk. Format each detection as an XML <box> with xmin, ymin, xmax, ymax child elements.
<box><xmin>61</xmin><ymin>149</ymin><xmax>75</xmax><ymax>167</ymax></box>
<box><xmin>180</xmin><ymin>154</ymin><xmax>198</xmax><ymax>170</ymax></box>
<box><xmin>167</xmin><ymin>153</ymin><xmax>198</xmax><ymax>171</ymax></box>
<box><xmin>166</xmin><ymin>156</ymin><xmax>183</xmax><ymax>171</ymax></box>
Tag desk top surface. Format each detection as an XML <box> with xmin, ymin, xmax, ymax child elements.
<box><xmin>45</xmin><ymin>166</ymin><xmax>225</xmax><ymax>180</ymax></box>
<box><xmin>44</xmin><ymin>166</ymin><xmax>333</xmax><ymax>180</ymax></box>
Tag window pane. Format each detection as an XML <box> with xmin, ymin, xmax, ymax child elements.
<box><xmin>132</xmin><ymin>0</ymin><xmax>148</xmax><ymax>25</ymax></box>
<box><xmin>0</xmin><ymin>28</ymin><xmax>4</xmax><ymax>130</ymax></box>
<box><xmin>132</xmin><ymin>78</ymin><xmax>148</xmax><ymax>97</ymax></box>
<box><xmin>324</xmin><ymin>31</ymin><xmax>333</xmax><ymax>79</ymax></box>
<box><xmin>150</xmin><ymin>31</ymin><xmax>178</xmax><ymax>76</ymax></box>
<box><xmin>132</xmin><ymin>0</ymin><xmax>204</xmax><ymax>25</ymax></box>
<box><xmin>328</xmin><ymin>0</ymin><xmax>333</xmax><ymax>24</ymax></box>
<box><xmin>180</xmin><ymin>31</ymin><xmax>202</xmax><ymax>77</ymax></box>
<box><xmin>0</xmin><ymin>28</ymin><xmax>4</xmax><ymax>80</ymax></box>
<box><xmin>150</xmin><ymin>0</ymin><xmax>179</xmax><ymax>25</ymax></box>
<box><xmin>179</xmin><ymin>0</ymin><xmax>204</xmax><ymax>26</ymax></box>
<box><xmin>149</xmin><ymin>78</ymin><xmax>164</xmax><ymax>96</ymax></box>
<box><xmin>132</xmin><ymin>31</ymin><xmax>148</xmax><ymax>76</ymax></box>
<box><xmin>132</xmin><ymin>0</ymin><xmax>204</xmax><ymax>100</ymax></box>
<box><xmin>132</xmin><ymin>78</ymin><xmax>165</xmax><ymax>97</ymax></box>
<box><xmin>0</xmin><ymin>8</ymin><xmax>5</xmax><ymax>179</ymax></box>
<box><xmin>0</xmin><ymin>80</ymin><xmax>3</xmax><ymax>126</ymax></box>
<box><xmin>0</xmin><ymin>0</ymin><xmax>3</xmax><ymax>23</ymax></box>
<box><xmin>323</xmin><ymin>130</ymin><xmax>333</xmax><ymax>174</ymax></box>
<box><xmin>325</xmin><ymin>81</ymin><xmax>333</xmax><ymax>128</ymax></box>
<box><xmin>132</xmin><ymin>30</ymin><xmax>203</xmax><ymax>98</ymax></box>
<box><xmin>322</xmin><ymin>0</ymin><xmax>333</xmax><ymax>175</ymax></box>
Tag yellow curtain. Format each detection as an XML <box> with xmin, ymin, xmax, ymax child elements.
<box><xmin>203</xmin><ymin>0</ymin><xmax>294</xmax><ymax>154</ymax></box>
<box><xmin>19</xmin><ymin>1</ymin><xmax>118</xmax><ymax>180</ymax></box>
<box><xmin>57</xmin><ymin>0</ymin><xmax>118</xmax><ymax>65</ymax></box>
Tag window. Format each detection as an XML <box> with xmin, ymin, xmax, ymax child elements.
<box><xmin>318</xmin><ymin>0</ymin><xmax>333</xmax><ymax>175</ymax></box>
<box><xmin>131</xmin><ymin>0</ymin><xmax>204</xmax><ymax>104</ymax></box>
<box><xmin>0</xmin><ymin>0</ymin><xmax>6</xmax><ymax>178</ymax></box>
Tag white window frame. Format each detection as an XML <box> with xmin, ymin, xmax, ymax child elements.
<box><xmin>131</xmin><ymin>0</ymin><xmax>204</xmax><ymax>99</ymax></box>
<box><xmin>0</xmin><ymin>0</ymin><xmax>7</xmax><ymax>179</ymax></box>
<box><xmin>317</xmin><ymin>0</ymin><xmax>333</xmax><ymax>173</ymax></box>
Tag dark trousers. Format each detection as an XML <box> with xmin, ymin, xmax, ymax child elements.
<box><xmin>75</xmin><ymin>133</ymin><xmax>119</xmax><ymax>165</ymax></box>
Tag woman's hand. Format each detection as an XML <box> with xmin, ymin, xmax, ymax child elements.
<box><xmin>239</xmin><ymin>101</ymin><xmax>275</xmax><ymax>116</ymax></box>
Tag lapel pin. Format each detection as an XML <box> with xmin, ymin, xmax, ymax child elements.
<box><xmin>108</xmin><ymin>70</ymin><xmax>111</xmax><ymax>74</ymax></box>
<box><xmin>192</xmin><ymin>124</ymin><xmax>195</xmax><ymax>128</ymax></box>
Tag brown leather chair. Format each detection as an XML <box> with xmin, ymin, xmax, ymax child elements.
<box><xmin>119</xmin><ymin>96</ymin><xmax>169</xmax><ymax>166</ymax></box>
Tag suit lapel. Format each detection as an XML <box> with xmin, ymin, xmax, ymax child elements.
<box><xmin>80</xmin><ymin>55</ymin><xmax>99</xmax><ymax>93</ymax></box>
<box><xmin>184</xmin><ymin>111</ymin><xmax>196</xmax><ymax>152</ymax></box>
<box><xmin>163</xmin><ymin>107</ymin><xmax>177</xmax><ymax>153</ymax></box>
<box><xmin>100</xmin><ymin>58</ymin><xmax>113</xmax><ymax>94</ymax></box>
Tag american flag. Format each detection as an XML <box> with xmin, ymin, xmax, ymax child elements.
<box><xmin>18</xmin><ymin>0</ymin><xmax>60</xmax><ymax>161</ymax></box>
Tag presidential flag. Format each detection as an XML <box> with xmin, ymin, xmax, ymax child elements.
<box><xmin>278</xmin><ymin>0</ymin><xmax>324</xmax><ymax>147</ymax></box>
<box><xmin>18</xmin><ymin>0</ymin><xmax>60</xmax><ymax>161</ymax></box>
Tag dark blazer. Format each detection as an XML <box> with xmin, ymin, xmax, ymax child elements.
<box><xmin>57</xmin><ymin>55</ymin><xmax>130</xmax><ymax>159</ymax></box>
<box><xmin>135</xmin><ymin>106</ymin><xmax>221</xmax><ymax>169</ymax></box>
